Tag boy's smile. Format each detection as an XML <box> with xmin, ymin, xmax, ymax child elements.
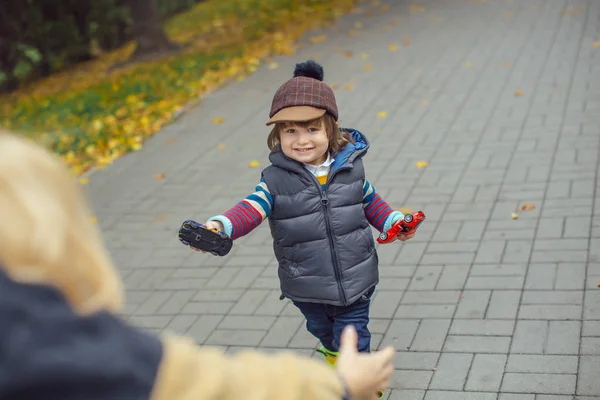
<box><xmin>280</xmin><ymin>121</ymin><xmax>329</xmax><ymax>166</ymax></box>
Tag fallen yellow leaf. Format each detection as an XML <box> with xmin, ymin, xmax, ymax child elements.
<box><xmin>344</xmin><ymin>50</ymin><xmax>353</xmax><ymax>58</ymax></box>
<box><xmin>249</xmin><ymin>160</ymin><xmax>261</xmax><ymax>168</ymax></box>
<box><xmin>420</xmin><ymin>100</ymin><xmax>430</xmax><ymax>106</ymax></box>
<box><xmin>415</xmin><ymin>161</ymin><xmax>428</xmax><ymax>168</ymax></box>
<box><xmin>377</xmin><ymin>111</ymin><xmax>388</xmax><ymax>118</ymax></box>
<box><xmin>344</xmin><ymin>83</ymin><xmax>355</xmax><ymax>91</ymax></box>
<box><xmin>389</xmin><ymin>44</ymin><xmax>399</xmax><ymax>52</ymax></box>
<box><xmin>511</xmin><ymin>212</ymin><xmax>519</xmax><ymax>220</ymax></box>
<box><xmin>464</xmin><ymin>61</ymin><xmax>473</xmax><ymax>68</ymax></box>
<box><xmin>515</xmin><ymin>89</ymin><xmax>524</xmax><ymax>97</ymax></box>
<box><xmin>360</xmin><ymin>52</ymin><xmax>369</xmax><ymax>60</ymax></box>
<box><xmin>79</xmin><ymin>178</ymin><xmax>89</xmax><ymax>185</ymax></box>
<box><xmin>363</xmin><ymin>65</ymin><xmax>373</xmax><ymax>71</ymax></box>
<box><xmin>212</xmin><ymin>117</ymin><xmax>225</xmax><ymax>125</ymax></box>
<box><xmin>354</xmin><ymin>21</ymin><xmax>363</xmax><ymax>29</ymax></box>
<box><xmin>593</xmin><ymin>41</ymin><xmax>600</xmax><ymax>48</ymax></box>
<box><xmin>330</xmin><ymin>83</ymin><xmax>340</xmax><ymax>89</ymax></box>
<box><xmin>519</xmin><ymin>203</ymin><xmax>536</xmax><ymax>212</ymax></box>
<box><xmin>503</xmin><ymin>61</ymin><xmax>511</xmax><ymax>68</ymax></box>
<box><xmin>398</xmin><ymin>207</ymin><xmax>413</xmax><ymax>215</ymax></box>
<box><xmin>310</xmin><ymin>34</ymin><xmax>327</xmax><ymax>43</ymax></box>
<box><xmin>155</xmin><ymin>173</ymin><xmax>166</xmax><ymax>180</ymax></box>
<box><xmin>166</xmin><ymin>138</ymin><xmax>176</xmax><ymax>144</ymax></box>
<box><xmin>268</xmin><ymin>62</ymin><xmax>279</xmax><ymax>70</ymax></box>
<box><xmin>154</xmin><ymin>215</ymin><xmax>167</xmax><ymax>222</ymax></box>
<box><xmin>403</xmin><ymin>38</ymin><xmax>411</xmax><ymax>46</ymax></box>
<box><xmin>217</xmin><ymin>143</ymin><xmax>226</xmax><ymax>150</ymax></box>
<box><xmin>90</xmin><ymin>217</ymin><xmax>97</xmax><ymax>224</ymax></box>
<box><xmin>409</xmin><ymin>3</ymin><xmax>426</xmax><ymax>13</ymax></box>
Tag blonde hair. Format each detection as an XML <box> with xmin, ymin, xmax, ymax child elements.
<box><xmin>267</xmin><ymin>113</ymin><xmax>354</xmax><ymax>154</ymax></box>
<box><xmin>0</xmin><ymin>131</ymin><xmax>123</xmax><ymax>315</ymax></box>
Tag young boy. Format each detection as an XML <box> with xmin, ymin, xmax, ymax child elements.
<box><xmin>196</xmin><ymin>60</ymin><xmax>414</xmax><ymax>397</ymax></box>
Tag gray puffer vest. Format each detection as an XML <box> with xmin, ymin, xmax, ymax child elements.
<box><xmin>261</xmin><ymin>129</ymin><xmax>379</xmax><ymax>307</ymax></box>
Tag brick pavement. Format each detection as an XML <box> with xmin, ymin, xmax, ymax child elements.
<box><xmin>84</xmin><ymin>0</ymin><xmax>600</xmax><ymax>398</ymax></box>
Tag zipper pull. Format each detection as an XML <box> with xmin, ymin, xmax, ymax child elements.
<box><xmin>321</xmin><ymin>196</ymin><xmax>329</xmax><ymax>206</ymax></box>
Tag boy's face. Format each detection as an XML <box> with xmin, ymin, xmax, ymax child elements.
<box><xmin>279</xmin><ymin>119</ymin><xmax>329</xmax><ymax>165</ymax></box>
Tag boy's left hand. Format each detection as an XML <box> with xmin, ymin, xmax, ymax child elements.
<box><xmin>397</xmin><ymin>232</ymin><xmax>416</xmax><ymax>241</ymax></box>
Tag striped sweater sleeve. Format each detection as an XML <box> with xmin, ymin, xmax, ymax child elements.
<box><xmin>363</xmin><ymin>180</ymin><xmax>404</xmax><ymax>233</ymax></box>
<box><xmin>208</xmin><ymin>178</ymin><xmax>273</xmax><ymax>240</ymax></box>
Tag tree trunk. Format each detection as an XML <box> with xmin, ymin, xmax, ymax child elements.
<box><xmin>125</xmin><ymin>0</ymin><xmax>178</xmax><ymax>57</ymax></box>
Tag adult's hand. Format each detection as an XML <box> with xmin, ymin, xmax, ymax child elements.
<box><xmin>336</xmin><ymin>325</ymin><xmax>395</xmax><ymax>400</ymax></box>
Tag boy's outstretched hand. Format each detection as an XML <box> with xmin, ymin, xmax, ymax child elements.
<box><xmin>191</xmin><ymin>220</ymin><xmax>225</xmax><ymax>253</ymax></box>
<box><xmin>397</xmin><ymin>231</ymin><xmax>416</xmax><ymax>241</ymax></box>
<box><xmin>336</xmin><ymin>325</ymin><xmax>395</xmax><ymax>400</ymax></box>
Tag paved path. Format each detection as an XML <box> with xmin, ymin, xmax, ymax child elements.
<box><xmin>85</xmin><ymin>0</ymin><xmax>600</xmax><ymax>398</ymax></box>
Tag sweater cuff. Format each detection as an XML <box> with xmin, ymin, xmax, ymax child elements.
<box><xmin>207</xmin><ymin>215</ymin><xmax>233</xmax><ymax>237</ymax></box>
<box><xmin>383</xmin><ymin>210</ymin><xmax>404</xmax><ymax>232</ymax></box>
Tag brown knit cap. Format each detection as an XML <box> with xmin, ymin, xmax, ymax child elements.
<box><xmin>266</xmin><ymin>60</ymin><xmax>338</xmax><ymax>126</ymax></box>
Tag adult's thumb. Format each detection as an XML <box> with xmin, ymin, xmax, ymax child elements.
<box><xmin>339</xmin><ymin>325</ymin><xmax>358</xmax><ymax>354</ymax></box>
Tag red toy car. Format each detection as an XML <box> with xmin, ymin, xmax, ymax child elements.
<box><xmin>377</xmin><ymin>211</ymin><xmax>426</xmax><ymax>244</ymax></box>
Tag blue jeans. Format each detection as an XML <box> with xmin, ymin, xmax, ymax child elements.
<box><xmin>293</xmin><ymin>286</ymin><xmax>375</xmax><ymax>353</ymax></box>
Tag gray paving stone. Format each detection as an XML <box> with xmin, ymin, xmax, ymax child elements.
<box><xmin>506</xmin><ymin>355</ymin><xmax>579</xmax><ymax>374</ymax></box>
<box><xmin>444</xmin><ymin>336</ymin><xmax>511</xmax><ymax>354</ymax></box>
<box><xmin>393</xmin><ymin>352</ymin><xmax>439</xmax><ymax>371</ymax></box>
<box><xmin>454</xmin><ymin>290</ymin><xmax>491</xmax><ymax>319</ymax></box>
<box><xmin>410</xmin><ymin>319</ymin><xmax>451</xmax><ymax>352</ymax></box>
<box><xmin>425</xmin><ymin>392</ymin><xmax>496</xmax><ymax>400</ymax></box>
<box><xmin>389</xmin><ymin>370</ymin><xmax>433</xmax><ymax>390</ymax></box>
<box><xmin>465</xmin><ymin>354</ymin><xmax>506</xmax><ymax>392</ymax></box>
<box><xmin>486</xmin><ymin>290</ymin><xmax>521</xmax><ymax>319</ymax></box>
<box><xmin>501</xmin><ymin>373</ymin><xmax>576</xmax><ymax>395</ymax></box>
<box><xmin>450</xmin><ymin>319</ymin><xmax>515</xmax><ymax>336</ymax></box>
<box><xmin>429</xmin><ymin>353</ymin><xmax>472</xmax><ymax>390</ymax></box>
<box><xmin>388</xmin><ymin>390</ymin><xmax>425</xmax><ymax>400</ymax></box>
<box><xmin>577</xmin><ymin>356</ymin><xmax>600</xmax><ymax>396</ymax></box>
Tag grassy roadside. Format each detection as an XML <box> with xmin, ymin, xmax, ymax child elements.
<box><xmin>0</xmin><ymin>0</ymin><xmax>358</xmax><ymax>176</ymax></box>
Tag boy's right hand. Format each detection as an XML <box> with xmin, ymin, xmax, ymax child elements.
<box><xmin>336</xmin><ymin>325</ymin><xmax>395</xmax><ymax>399</ymax></box>
<box><xmin>191</xmin><ymin>220</ymin><xmax>225</xmax><ymax>253</ymax></box>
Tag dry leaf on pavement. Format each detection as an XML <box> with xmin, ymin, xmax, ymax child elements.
<box><xmin>389</xmin><ymin>44</ymin><xmax>399</xmax><ymax>52</ymax></box>
<box><xmin>593</xmin><ymin>41</ymin><xmax>600</xmax><ymax>48</ymax></box>
<box><xmin>212</xmin><ymin>117</ymin><xmax>225</xmax><ymax>125</ymax></box>
<box><xmin>354</xmin><ymin>22</ymin><xmax>363</xmax><ymax>29</ymax></box>
<box><xmin>90</xmin><ymin>217</ymin><xmax>97</xmax><ymax>224</ymax></box>
<box><xmin>511</xmin><ymin>212</ymin><xmax>519</xmax><ymax>220</ymax></box>
<box><xmin>79</xmin><ymin>178</ymin><xmax>89</xmax><ymax>185</ymax></box>
<box><xmin>344</xmin><ymin>83</ymin><xmax>355</xmax><ymax>91</ymax></box>
<box><xmin>268</xmin><ymin>62</ymin><xmax>279</xmax><ymax>70</ymax></box>
<box><xmin>155</xmin><ymin>173</ymin><xmax>166</xmax><ymax>180</ymax></box>
<box><xmin>515</xmin><ymin>89</ymin><xmax>524</xmax><ymax>97</ymax></box>
<box><xmin>344</xmin><ymin>51</ymin><xmax>353</xmax><ymax>58</ymax></box>
<box><xmin>420</xmin><ymin>100</ymin><xmax>430</xmax><ymax>106</ymax></box>
<box><xmin>377</xmin><ymin>111</ymin><xmax>387</xmax><ymax>118</ymax></box>
<box><xmin>519</xmin><ymin>203</ymin><xmax>536</xmax><ymax>212</ymax></box>
<box><xmin>360</xmin><ymin>53</ymin><xmax>369</xmax><ymax>59</ymax></box>
<box><xmin>154</xmin><ymin>215</ymin><xmax>167</xmax><ymax>222</ymax></box>
<box><xmin>217</xmin><ymin>143</ymin><xmax>225</xmax><ymax>150</ymax></box>
<box><xmin>416</xmin><ymin>161</ymin><xmax>428</xmax><ymax>168</ymax></box>
<box><xmin>403</xmin><ymin>38</ymin><xmax>412</xmax><ymax>46</ymax></box>
<box><xmin>463</xmin><ymin>61</ymin><xmax>473</xmax><ymax>68</ymax></box>
<box><xmin>310</xmin><ymin>34</ymin><xmax>327</xmax><ymax>43</ymax></box>
<box><xmin>363</xmin><ymin>65</ymin><xmax>373</xmax><ymax>71</ymax></box>
<box><xmin>330</xmin><ymin>83</ymin><xmax>340</xmax><ymax>89</ymax></box>
<box><xmin>249</xmin><ymin>160</ymin><xmax>260</xmax><ymax>168</ymax></box>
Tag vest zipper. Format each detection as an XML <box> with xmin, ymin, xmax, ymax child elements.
<box><xmin>308</xmin><ymin>168</ymin><xmax>350</xmax><ymax>306</ymax></box>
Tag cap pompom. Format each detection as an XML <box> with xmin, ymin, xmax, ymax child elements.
<box><xmin>293</xmin><ymin>60</ymin><xmax>324</xmax><ymax>81</ymax></box>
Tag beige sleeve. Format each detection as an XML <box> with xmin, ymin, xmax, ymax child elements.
<box><xmin>151</xmin><ymin>335</ymin><xmax>346</xmax><ymax>400</ymax></box>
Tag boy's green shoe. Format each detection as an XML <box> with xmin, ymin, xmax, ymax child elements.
<box><xmin>316</xmin><ymin>345</ymin><xmax>338</xmax><ymax>367</ymax></box>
